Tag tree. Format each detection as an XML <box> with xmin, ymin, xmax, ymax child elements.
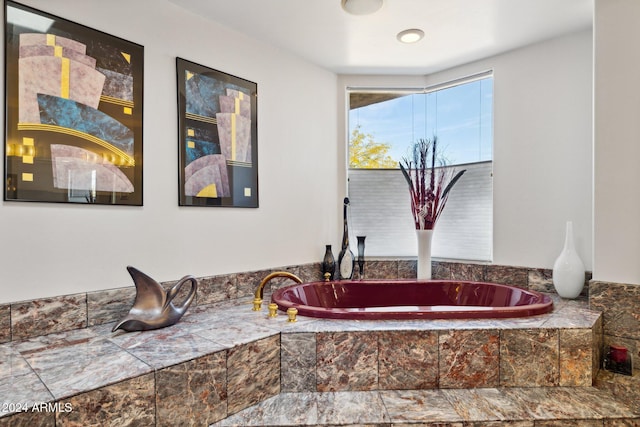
<box><xmin>349</xmin><ymin>126</ymin><xmax>397</xmax><ymax>169</ymax></box>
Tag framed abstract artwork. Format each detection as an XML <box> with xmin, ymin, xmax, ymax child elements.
<box><xmin>4</xmin><ymin>1</ymin><xmax>143</xmax><ymax>205</ymax></box>
<box><xmin>176</xmin><ymin>58</ymin><xmax>258</xmax><ymax>207</ymax></box>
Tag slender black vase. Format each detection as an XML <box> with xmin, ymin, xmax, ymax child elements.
<box><xmin>357</xmin><ymin>235</ymin><xmax>366</xmax><ymax>279</ymax></box>
<box><xmin>337</xmin><ymin>197</ymin><xmax>355</xmax><ymax>280</ymax></box>
<box><xmin>322</xmin><ymin>245</ymin><xmax>336</xmax><ymax>280</ymax></box>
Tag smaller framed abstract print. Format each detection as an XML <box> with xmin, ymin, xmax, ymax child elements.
<box><xmin>176</xmin><ymin>58</ymin><xmax>258</xmax><ymax>207</ymax></box>
<box><xmin>4</xmin><ymin>1</ymin><xmax>144</xmax><ymax>205</ymax></box>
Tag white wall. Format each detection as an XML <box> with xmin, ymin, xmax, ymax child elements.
<box><xmin>1</xmin><ymin>2</ymin><xmax>603</xmax><ymax>304</ymax></box>
<box><xmin>0</xmin><ymin>0</ymin><xmax>339</xmax><ymax>303</ymax></box>
<box><xmin>339</xmin><ymin>29</ymin><xmax>593</xmax><ymax>270</ymax></box>
<box><xmin>593</xmin><ymin>0</ymin><xmax>640</xmax><ymax>285</ymax></box>
<box><xmin>491</xmin><ymin>30</ymin><xmax>593</xmax><ymax>271</ymax></box>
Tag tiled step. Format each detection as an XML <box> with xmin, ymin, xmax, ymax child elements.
<box><xmin>596</xmin><ymin>368</ymin><xmax>640</xmax><ymax>415</ymax></box>
<box><xmin>212</xmin><ymin>387</ymin><xmax>639</xmax><ymax>426</ymax></box>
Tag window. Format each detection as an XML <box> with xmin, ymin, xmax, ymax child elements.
<box><xmin>347</xmin><ymin>73</ymin><xmax>493</xmax><ymax>261</ymax></box>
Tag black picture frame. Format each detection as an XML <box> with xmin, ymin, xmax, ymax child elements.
<box><xmin>4</xmin><ymin>1</ymin><xmax>144</xmax><ymax>205</ymax></box>
<box><xmin>176</xmin><ymin>57</ymin><xmax>258</xmax><ymax>208</ymax></box>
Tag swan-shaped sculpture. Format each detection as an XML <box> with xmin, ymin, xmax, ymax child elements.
<box><xmin>112</xmin><ymin>266</ymin><xmax>197</xmax><ymax>332</ymax></box>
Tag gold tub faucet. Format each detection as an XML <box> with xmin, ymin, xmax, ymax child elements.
<box><xmin>252</xmin><ymin>271</ymin><xmax>302</xmax><ymax>311</ymax></box>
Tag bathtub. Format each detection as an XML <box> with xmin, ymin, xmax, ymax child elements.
<box><xmin>271</xmin><ymin>280</ymin><xmax>553</xmax><ymax>320</ymax></box>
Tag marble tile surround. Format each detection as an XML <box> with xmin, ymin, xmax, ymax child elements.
<box><xmin>279</xmin><ymin>300</ymin><xmax>600</xmax><ymax>393</ymax></box>
<box><xmin>0</xmin><ymin>260</ymin><xmax>594</xmax><ymax>343</ymax></box>
<box><xmin>0</xmin><ymin>263</ymin><xmax>322</xmax><ymax>343</ymax></box>
<box><xmin>590</xmin><ymin>280</ymin><xmax>640</xmax><ymax>417</ymax></box>
<box><xmin>0</xmin><ymin>295</ymin><xmax>620</xmax><ymax>426</ymax></box>
<box><xmin>590</xmin><ymin>280</ymin><xmax>640</xmax><ymax>366</ymax></box>
<box><xmin>0</xmin><ymin>259</ymin><xmax>638</xmax><ymax>426</ymax></box>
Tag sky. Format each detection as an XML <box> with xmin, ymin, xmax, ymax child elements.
<box><xmin>348</xmin><ymin>77</ymin><xmax>493</xmax><ymax>167</ymax></box>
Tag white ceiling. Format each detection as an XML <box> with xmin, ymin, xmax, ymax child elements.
<box><xmin>168</xmin><ymin>0</ymin><xmax>593</xmax><ymax>75</ymax></box>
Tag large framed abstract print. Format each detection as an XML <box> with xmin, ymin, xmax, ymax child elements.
<box><xmin>176</xmin><ymin>58</ymin><xmax>258</xmax><ymax>207</ymax></box>
<box><xmin>4</xmin><ymin>1</ymin><xmax>144</xmax><ymax>205</ymax></box>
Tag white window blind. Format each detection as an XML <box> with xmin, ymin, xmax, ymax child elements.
<box><xmin>348</xmin><ymin>161</ymin><xmax>492</xmax><ymax>260</ymax></box>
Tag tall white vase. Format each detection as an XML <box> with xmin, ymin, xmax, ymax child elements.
<box><xmin>416</xmin><ymin>229</ymin><xmax>433</xmax><ymax>280</ymax></box>
<box><xmin>552</xmin><ymin>221</ymin><xmax>585</xmax><ymax>298</ymax></box>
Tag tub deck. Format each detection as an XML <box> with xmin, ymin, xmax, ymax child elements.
<box><xmin>1</xmin><ymin>292</ymin><xmax>638</xmax><ymax>426</ymax></box>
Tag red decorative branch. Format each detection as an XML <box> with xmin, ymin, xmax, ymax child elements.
<box><xmin>399</xmin><ymin>137</ymin><xmax>466</xmax><ymax>230</ymax></box>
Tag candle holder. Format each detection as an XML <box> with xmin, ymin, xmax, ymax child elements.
<box><xmin>357</xmin><ymin>236</ymin><xmax>366</xmax><ymax>279</ymax></box>
<box><xmin>603</xmin><ymin>344</ymin><xmax>633</xmax><ymax>376</ymax></box>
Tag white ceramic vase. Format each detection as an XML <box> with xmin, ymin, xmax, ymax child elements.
<box><xmin>416</xmin><ymin>229</ymin><xmax>433</xmax><ymax>280</ymax></box>
<box><xmin>552</xmin><ymin>221</ymin><xmax>585</xmax><ymax>298</ymax></box>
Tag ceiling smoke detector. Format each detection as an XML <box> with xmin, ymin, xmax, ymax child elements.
<box><xmin>341</xmin><ymin>0</ymin><xmax>383</xmax><ymax>15</ymax></box>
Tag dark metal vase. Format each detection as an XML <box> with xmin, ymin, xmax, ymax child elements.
<box><xmin>322</xmin><ymin>244</ymin><xmax>336</xmax><ymax>280</ymax></box>
<box><xmin>357</xmin><ymin>235</ymin><xmax>366</xmax><ymax>279</ymax></box>
<box><xmin>337</xmin><ymin>197</ymin><xmax>355</xmax><ymax>279</ymax></box>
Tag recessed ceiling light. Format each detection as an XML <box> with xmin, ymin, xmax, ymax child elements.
<box><xmin>341</xmin><ymin>0</ymin><xmax>383</xmax><ymax>15</ymax></box>
<box><xmin>397</xmin><ymin>29</ymin><xmax>425</xmax><ymax>44</ymax></box>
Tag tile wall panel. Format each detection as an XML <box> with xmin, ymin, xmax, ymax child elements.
<box><xmin>227</xmin><ymin>335</ymin><xmax>280</xmax><ymax>415</ymax></box>
<box><xmin>280</xmin><ymin>332</ymin><xmax>316</xmax><ymax>392</ymax></box>
<box><xmin>485</xmin><ymin>265</ymin><xmax>528</xmax><ymax>288</ymax></box>
<box><xmin>55</xmin><ymin>373</ymin><xmax>155</xmax><ymax>427</ymax></box>
<box><xmin>500</xmin><ymin>329</ymin><xmax>559</xmax><ymax>387</ymax></box>
<box><xmin>528</xmin><ymin>268</ymin><xmax>554</xmax><ymax>293</ymax></box>
<box><xmin>316</xmin><ymin>331</ymin><xmax>378</xmax><ymax>392</ymax></box>
<box><xmin>397</xmin><ymin>260</ymin><xmax>417</xmax><ymax>279</ymax></box>
<box><xmin>196</xmin><ymin>274</ymin><xmax>237</xmax><ymax>306</ymax></box>
<box><xmin>439</xmin><ymin>329</ymin><xmax>500</xmax><ymax>388</ymax></box>
<box><xmin>11</xmin><ymin>294</ymin><xmax>87</xmax><ymax>340</ymax></box>
<box><xmin>0</xmin><ymin>305</ymin><xmax>9</xmax><ymax>344</ymax></box>
<box><xmin>0</xmin><ymin>411</ymin><xmax>54</xmax><ymax>427</ymax></box>
<box><xmin>86</xmin><ymin>287</ymin><xmax>135</xmax><ymax>327</ymax></box>
<box><xmin>590</xmin><ymin>281</ymin><xmax>640</xmax><ymax>341</ymax></box>
<box><xmin>432</xmin><ymin>261</ymin><xmax>452</xmax><ymax>280</ymax></box>
<box><xmin>362</xmin><ymin>260</ymin><xmax>397</xmax><ymax>279</ymax></box>
<box><xmin>559</xmin><ymin>329</ymin><xmax>593</xmax><ymax>387</ymax></box>
<box><xmin>156</xmin><ymin>351</ymin><xmax>228</xmax><ymax>426</ymax></box>
<box><xmin>450</xmin><ymin>262</ymin><xmax>485</xmax><ymax>282</ymax></box>
<box><xmin>378</xmin><ymin>330</ymin><xmax>438</xmax><ymax>390</ymax></box>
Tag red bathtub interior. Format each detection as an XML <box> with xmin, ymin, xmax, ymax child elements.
<box><xmin>271</xmin><ymin>280</ymin><xmax>553</xmax><ymax>320</ymax></box>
